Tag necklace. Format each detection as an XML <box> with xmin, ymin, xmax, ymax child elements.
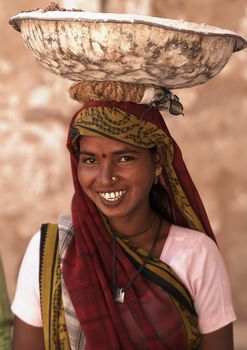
<box><xmin>115</xmin><ymin>215</ymin><xmax>157</xmax><ymax>238</ymax></box>
<box><xmin>112</xmin><ymin>216</ymin><xmax>161</xmax><ymax>303</ymax></box>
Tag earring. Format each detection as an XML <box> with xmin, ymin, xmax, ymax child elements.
<box><xmin>111</xmin><ymin>176</ymin><xmax>117</xmax><ymax>182</ymax></box>
<box><xmin>154</xmin><ymin>167</ymin><xmax>162</xmax><ymax>185</ymax></box>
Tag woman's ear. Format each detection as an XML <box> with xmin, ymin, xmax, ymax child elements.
<box><xmin>154</xmin><ymin>143</ymin><xmax>166</xmax><ymax>167</ymax></box>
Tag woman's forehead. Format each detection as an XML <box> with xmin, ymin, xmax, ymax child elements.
<box><xmin>79</xmin><ymin>135</ymin><xmax>143</xmax><ymax>152</ymax></box>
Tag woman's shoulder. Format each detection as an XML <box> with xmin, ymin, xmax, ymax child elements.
<box><xmin>24</xmin><ymin>230</ymin><xmax>41</xmax><ymax>255</ymax></box>
<box><xmin>170</xmin><ymin>224</ymin><xmax>216</xmax><ymax>244</ymax></box>
<box><xmin>162</xmin><ymin>224</ymin><xmax>218</xmax><ymax>265</ymax></box>
<box><xmin>23</xmin><ymin>214</ymin><xmax>73</xmax><ymax>254</ymax></box>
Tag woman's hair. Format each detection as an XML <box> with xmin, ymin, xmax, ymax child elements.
<box><xmin>150</xmin><ymin>183</ymin><xmax>172</xmax><ymax>222</ymax></box>
<box><xmin>146</xmin><ymin>146</ymin><xmax>171</xmax><ymax>220</ymax></box>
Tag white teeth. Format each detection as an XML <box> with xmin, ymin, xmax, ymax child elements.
<box><xmin>99</xmin><ymin>190</ymin><xmax>126</xmax><ymax>202</ymax></box>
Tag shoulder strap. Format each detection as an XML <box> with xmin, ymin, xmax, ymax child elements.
<box><xmin>40</xmin><ymin>223</ymin><xmax>71</xmax><ymax>350</ymax></box>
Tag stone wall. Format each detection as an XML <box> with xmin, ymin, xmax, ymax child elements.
<box><xmin>1</xmin><ymin>0</ymin><xmax>247</xmax><ymax>348</ymax></box>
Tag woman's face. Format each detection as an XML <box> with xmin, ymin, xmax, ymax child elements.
<box><xmin>78</xmin><ymin>136</ymin><xmax>163</xmax><ymax>221</ymax></box>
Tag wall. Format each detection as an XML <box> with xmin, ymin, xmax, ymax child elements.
<box><xmin>1</xmin><ymin>0</ymin><xmax>246</xmax><ymax>348</ymax></box>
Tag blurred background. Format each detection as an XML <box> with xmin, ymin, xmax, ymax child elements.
<box><xmin>1</xmin><ymin>0</ymin><xmax>247</xmax><ymax>348</ymax></box>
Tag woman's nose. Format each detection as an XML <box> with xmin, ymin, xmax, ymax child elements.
<box><xmin>98</xmin><ymin>161</ymin><xmax>115</xmax><ymax>185</ymax></box>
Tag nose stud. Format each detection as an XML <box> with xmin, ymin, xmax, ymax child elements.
<box><xmin>111</xmin><ymin>176</ymin><xmax>117</xmax><ymax>182</ymax></box>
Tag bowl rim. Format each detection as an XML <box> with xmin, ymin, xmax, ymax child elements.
<box><xmin>9</xmin><ymin>10</ymin><xmax>247</xmax><ymax>52</ymax></box>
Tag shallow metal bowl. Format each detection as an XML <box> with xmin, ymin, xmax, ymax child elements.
<box><xmin>9</xmin><ymin>11</ymin><xmax>247</xmax><ymax>89</ymax></box>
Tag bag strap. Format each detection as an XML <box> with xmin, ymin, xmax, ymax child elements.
<box><xmin>39</xmin><ymin>223</ymin><xmax>71</xmax><ymax>350</ymax></box>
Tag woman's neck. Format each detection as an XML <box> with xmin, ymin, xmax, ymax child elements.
<box><xmin>109</xmin><ymin>209</ymin><xmax>171</xmax><ymax>258</ymax></box>
<box><xmin>108</xmin><ymin>206</ymin><xmax>158</xmax><ymax>238</ymax></box>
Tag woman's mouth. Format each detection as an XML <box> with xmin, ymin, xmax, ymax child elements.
<box><xmin>98</xmin><ymin>190</ymin><xmax>126</xmax><ymax>202</ymax></box>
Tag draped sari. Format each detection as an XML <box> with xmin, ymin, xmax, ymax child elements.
<box><xmin>40</xmin><ymin>101</ymin><xmax>215</xmax><ymax>349</ymax></box>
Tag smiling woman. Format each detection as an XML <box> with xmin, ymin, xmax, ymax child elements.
<box><xmin>11</xmin><ymin>100</ymin><xmax>236</xmax><ymax>350</ymax></box>
<box><xmin>9</xmin><ymin>3</ymin><xmax>246</xmax><ymax>349</ymax></box>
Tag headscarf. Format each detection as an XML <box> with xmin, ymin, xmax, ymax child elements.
<box><xmin>63</xmin><ymin>100</ymin><xmax>215</xmax><ymax>349</ymax></box>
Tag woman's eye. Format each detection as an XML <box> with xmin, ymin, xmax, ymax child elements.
<box><xmin>81</xmin><ymin>157</ymin><xmax>97</xmax><ymax>164</ymax></box>
<box><xmin>120</xmin><ymin>156</ymin><xmax>134</xmax><ymax>162</ymax></box>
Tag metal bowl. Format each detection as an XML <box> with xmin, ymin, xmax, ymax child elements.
<box><xmin>9</xmin><ymin>11</ymin><xmax>247</xmax><ymax>89</ymax></box>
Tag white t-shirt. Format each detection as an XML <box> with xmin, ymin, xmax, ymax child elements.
<box><xmin>11</xmin><ymin>224</ymin><xmax>236</xmax><ymax>334</ymax></box>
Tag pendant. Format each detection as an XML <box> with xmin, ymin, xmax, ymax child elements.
<box><xmin>115</xmin><ymin>288</ymin><xmax>125</xmax><ymax>303</ymax></box>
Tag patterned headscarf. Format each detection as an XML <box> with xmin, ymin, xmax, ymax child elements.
<box><xmin>63</xmin><ymin>101</ymin><xmax>215</xmax><ymax>350</ymax></box>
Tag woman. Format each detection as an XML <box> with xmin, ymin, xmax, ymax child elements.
<box><xmin>11</xmin><ymin>96</ymin><xmax>236</xmax><ymax>349</ymax></box>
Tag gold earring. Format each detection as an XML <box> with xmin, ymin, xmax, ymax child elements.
<box><xmin>154</xmin><ymin>167</ymin><xmax>162</xmax><ymax>185</ymax></box>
